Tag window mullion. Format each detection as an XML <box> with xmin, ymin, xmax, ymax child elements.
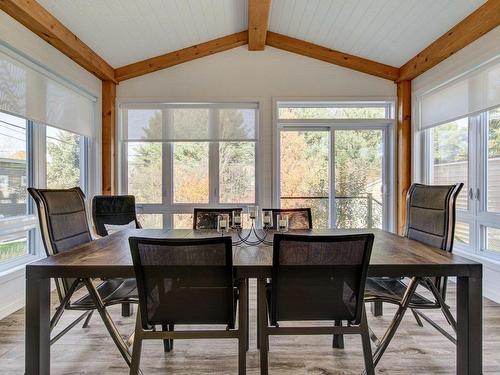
<box><xmin>164</xmin><ymin>108</ymin><xmax>173</xmax><ymax>228</ymax></box>
<box><xmin>209</xmin><ymin>109</ymin><xmax>219</xmax><ymax>204</ymax></box>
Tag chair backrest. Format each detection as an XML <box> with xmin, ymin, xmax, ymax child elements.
<box><xmin>193</xmin><ymin>208</ymin><xmax>242</xmax><ymax>229</ymax></box>
<box><xmin>270</xmin><ymin>233</ymin><xmax>373</xmax><ymax>325</ymax></box>
<box><xmin>404</xmin><ymin>182</ymin><xmax>463</xmax><ymax>298</ymax></box>
<box><xmin>129</xmin><ymin>236</ymin><xmax>235</xmax><ymax>330</ymax></box>
<box><xmin>28</xmin><ymin>187</ymin><xmax>92</xmax><ymax>302</ymax></box>
<box><xmin>92</xmin><ymin>195</ymin><xmax>141</xmax><ymax>236</ymax></box>
<box><xmin>265</xmin><ymin>208</ymin><xmax>313</xmax><ymax>230</ymax></box>
<box><xmin>404</xmin><ymin>183</ymin><xmax>463</xmax><ymax>251</ymax></box>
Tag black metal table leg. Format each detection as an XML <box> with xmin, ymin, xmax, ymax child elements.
<box><xmin>457</xmin><ymin>276</ymin><xmax>482</xmax><ymax>375</ymax></box>
<box><xmin>25</xmin><ymin>273</ymin><xmax>51</xmax><ymax>375</ymax></box>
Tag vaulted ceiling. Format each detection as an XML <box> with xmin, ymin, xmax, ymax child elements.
<box><xmin>36</xmin><ymin>0</ymin><xmax>486</xmax><ymax>68</ymax></box>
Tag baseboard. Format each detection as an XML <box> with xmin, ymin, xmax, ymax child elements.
<box><xmin>0</xmin><ymin>296</ymin><xmax>24</xmax><ymax>320</ymax></box>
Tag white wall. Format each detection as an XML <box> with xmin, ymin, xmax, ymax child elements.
<box><xmin>117</xmin><ymin>45</ymin><xmax>397</xmax><ymax>207</ymax></box>
<box><xmin>0</xmin><ymin>11</ymin><xmax>103</xmax><ymax>319</ymax></box>
<box><xmin>412</xmin><ymin>26</ymin><xmax>500</xmax><ymax>303</ymax></box>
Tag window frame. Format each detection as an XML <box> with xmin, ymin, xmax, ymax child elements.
<box><xmin>118</xmin><ymin>101</ymin><xmax>261</xmax><ymax>228</ymax></box>
<box><xmin>273</xmin><ymin>99</ymin><xmax>396</xmax><ymax>231</ymax></box>
<box><xmin>0</xmin><ymin>113</ymin><xmax>92</xmax><ymax>272</ymax></box>
<box><xmin>420</xmin><ymin>107</ymin><xmax>500</xmax><ymax>262</ymax></box>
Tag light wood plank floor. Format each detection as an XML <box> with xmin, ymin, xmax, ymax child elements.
<box><xmin>1</xmin><ymin>281</ymin><xmax>499</xmax><ymax>374</ymax></box>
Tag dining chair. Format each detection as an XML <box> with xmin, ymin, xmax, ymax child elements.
<box><xmin>364</xmin><ymin>182</ymin><xmax>463</xmax><ymax>367</ymax></box>
<box><xmin>259</xmin><ymin>233</ymin><xmax>375</xmax><ymax>375</ymax></box>
<box><xmin>92</xmin><ymin>195</ymin><xmax>141</xmax><ymax>317</ymax></box>
<box><xmin>128</xmin><ymin>236</ymin><xmax>247</xmax><ymax>375</ymax></box>
<box><xmin>264</xmin><ymin>208</ymin><xmax>313</xmax><ymax>230</ymax></box>
<box><xmin>193</xmin><ymin>207</ymin><xmax>243</xmax><ymax>229</ymax></box>
<box><xmin>28</xmin><ymin>187</ymin><xmax>138</xmax><ymax>346</ymax></box>
<box><xmin>92</xmin><ymin>195</ymin><xmax>141</xmax><ymax>236</ymax></box>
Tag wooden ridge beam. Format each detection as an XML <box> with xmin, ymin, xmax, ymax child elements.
<box><xmin>115</xmin><ymin>31</ymin><xmax>249</xmax><ymax>81</ymax></box>
<box><xmin>0</xmin><ymin>0</ymin><xmax>116</xmax><ymax>82</ymax></box>
<box><xmin>266</xmin><ymin>32</ymin><xmax>400</xmax><ymax>81</ymax></box>
<box><xmin>399</xmin><ymin>0</ymin><xmax>500</xmax><ymax>81</ymax></box>
<box><xmin>248</xmin><ymin>0</ymin><xmax>271</xmax><ymax>50</ymax></box>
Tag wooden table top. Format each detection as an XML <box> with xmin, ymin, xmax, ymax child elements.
<box><xmin>26</xmin><ymin>228</ymin><xmax>482</xmax><ymax>279</ymax></box>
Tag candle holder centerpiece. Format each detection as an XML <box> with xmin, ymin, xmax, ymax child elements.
<box><xmin>229</xmin><ymin>206</ymin><xmax>288</xmax><ymax>246</ymax></box>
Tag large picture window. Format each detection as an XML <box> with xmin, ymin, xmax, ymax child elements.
<box><xmin>120</xmin><ymin>103</ymin><xmax>258</xmax><ymax>228</ymax></box>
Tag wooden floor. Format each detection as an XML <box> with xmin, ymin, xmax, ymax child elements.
<box><xmin>1</xmin><ymin>281</ymin><xmax>499</xmax><ymax>374</ymax></box>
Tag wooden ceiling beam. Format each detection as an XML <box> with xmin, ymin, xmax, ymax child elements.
<box><xmin>248</xmin><ymin>0</ymin><xmax>271</xmax><ymax>50</ymax></box>
<box><xmin>115</xmin><ymin>31</ymin><xmax>248</xmax><ymax>82</ymax></box>
<box><xmin>0</xmin><ymin>0</ymin><xmax>116</xmax><ymax>82</ymax></box>
<box><xmin>399</xmin><ymin>0</ymin><xmax>500</xmax><ymax>81</ymax></box>
<box><xmin>266</xmin><ymin>32</ymin><xmax>400</xmax><ymax>81</ymax></box>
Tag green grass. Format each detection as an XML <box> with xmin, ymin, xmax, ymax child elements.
<box><xmin>0</xmin><ymin>239</ymin><xmax>27</xmax><ymax>261</ymax></box>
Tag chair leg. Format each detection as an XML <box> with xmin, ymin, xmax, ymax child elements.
<box><xmin>424</xmin><ymin>277</ymin><xmax>457</xmax><ymax>333</ymax></box>
<box><xmin>258</xmin><ymin>279</ymin><xmax>269</xmax><ymax>375</ymax></box>
<box><xmin>411</xmin><ymin>309</ymin><xmax>424</xmax><ymax>327</ymax></box>
<box><xmin>50</xmin><ymin>278</ymin><xmax>81</xmax><ymax>332</ymax></box>
<box><xmin>371</xmin><ymin>301</ymin><xmax>383</xmax><ymax>317</ymax></box>
<box><xmin>238</xmin><ymin>278</ymin><xmax>248</xmax><ymax>375</ymax></box>
<box><xmin>372</xmin><ymin>277</ymin><xmax>419</xmax><ymax>368</ymax></box>
<box><xmin>169</xmin><ymin>323</ymin><xmax>174</xmax><ymax>350</ymax></box>
<box><xmin>162</xmin><ymin>324</ymin><xmax>171</xmax><ymax>352</ymax></box>
<box><xmin>360</xmin><ymin>310</ymin><xmax>375</xmax><ymax>375</ymax></box>
<box><xmin>332</xmin><ymin>320</ymin><xmax>344</xmax><ymax>349</ymax></box>
<box><xmin>130</xmin><ymin>314</ymin><xmax>143</xmax><ymax>375</ymax></box>
<box><xmin>82</xmin><ymin>310</ymin><xmax>94</xmax><ymax>328</ymax></box>
<box><xmin>121</xmin><ymin>302</ymin><xmax>133</xmax><ymax>317</ymax></box>
<box><xmin>256</xmin><ymin>281</ymin><xmax>260</xmax><ymax>350</ymax></box>
<box><xmin>83</xmin><ymin>279</ymin><xmax>132</xmax><ymax>367</ymax></box>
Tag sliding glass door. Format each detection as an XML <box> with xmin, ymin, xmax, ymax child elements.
<box><xmin>335</xmin><ymin>129</ymin><xmax>385</xmax><ymax>229</ymax></box>
<box><xmin>279</xmin><ymin>126</ymin><xmax>391</xmax><ymax>229</ymax></box>
<box><xmin>280</xmin><ymin>129</ymin><xmax>330</xmax><ymax>228</ymax></box>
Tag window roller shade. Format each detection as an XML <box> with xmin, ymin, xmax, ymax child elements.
<box><xmin>0</xmin><ymin>47</ymin><xmax>95</xmax><ymax>137</ymax></box>
<box><xmin>122</xmin><ymin>104</ymin><xmax>258</xmax><ymax>142</ymax></box>
<box><xmin>419</xmin><ymin>57</ymin><xmax>500</xmax><ymax>130</ymax></box>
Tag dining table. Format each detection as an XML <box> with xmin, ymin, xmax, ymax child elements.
<box><xmin>25</xmin><ymin>228</ymin><xmax>482</xmax><ymax>375</ymax></box>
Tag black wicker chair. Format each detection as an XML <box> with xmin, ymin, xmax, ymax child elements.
<box><xmin>365</xmin><ymin>183</ymin><xmax>463</xmax><ymax>368</ymax></box>
<box><xmin>259</xmin><ymin>233</ymin><xmax>375</xmax><ymax>375</ymax></box>
<box><xmin>193</xmin><ymin>207</ymin><xmax>243</xmax><ymax>229</ymax></box>
<box><xmin>28</xmin><ymin>187</ymin><xmax>138</xmax><ymax>352</ymax></box>
<box><xmin>128</xmin><ymin>236</ymin><xmax>247</xmax><ymax>375</ymax></box>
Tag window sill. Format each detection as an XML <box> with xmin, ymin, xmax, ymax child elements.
<box><xmin>454</xmin><ymin>248</ymin><xmax>500</xmax><ymax>271</ymax></box>
<box><xmin>0</xmin><ymin>254</ymin><xmax>42</xmax><ymax>282</ymax></box>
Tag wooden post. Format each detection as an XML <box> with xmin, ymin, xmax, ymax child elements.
<box><xmin>397</xmin><ymin>80</ymin><xmax>411</xmax><ymax>235</ymax></box>
<box><xmin>102</xmin><ymin>81</ymin><xmax>116</xmax><ymax>195</ymax></box>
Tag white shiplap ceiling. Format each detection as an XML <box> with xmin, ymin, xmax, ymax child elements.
<box><xmin>37</xmin><ymin>0</ymin><xmax>487</xmax><ymax>68</ymax></box>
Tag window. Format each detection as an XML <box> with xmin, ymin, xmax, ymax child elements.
<box><xmin>120</xmin><ymin>103</ymin><xmax>258</xmax><ymax>228</ymax></box>
<box><xmin>46</xmin><ymin>126</ymin><xmax>85</xmax><ymax>190</ymax></box>
<box><xmin>428</xmin><ymin>118</ymin><xmax>469</xmax><ymax>210</ymax></box>
<box><xmin>0</xmin><ymin>111</ymin><xmax>91</xmax><ymax>267</ymax></box>
<box><xmin>0</xmin><ymin>46</ymin><xmax>96</xmax><ymax>271</ymax></box>
<box><xmin>0</xmin><ymin>113</ymin><xmax>28</xmax><ymax>219</ymax></box>
<box><xmin>0</xmin><ymin>112</ymin><xmax>34</xmax><ymax>264</ymax></box>
<box><xmin>277</xmin><ymin>101</ymin><xmax>394</xmax><ymax>229</ymax></box>
<box><xmin>418</xmin><ymin>57</ymin><xmax>500</xmax><ymax>260</ymax></box>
